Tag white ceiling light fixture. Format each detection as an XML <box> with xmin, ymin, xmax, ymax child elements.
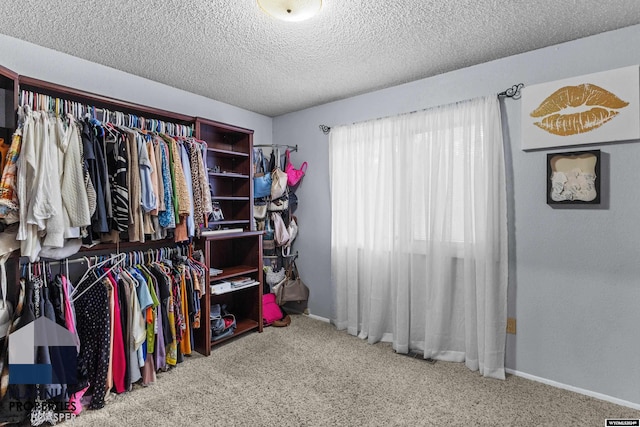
<box><xmin>257</xmin><ymin>0</ymin><xmax>322</xmax><ymax>22</ymax></box>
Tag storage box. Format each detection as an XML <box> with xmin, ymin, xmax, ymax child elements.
<box><xmin>211</xmin><ymin>281</ymin><xmax>231</xmax><ymax>294</ymax></box>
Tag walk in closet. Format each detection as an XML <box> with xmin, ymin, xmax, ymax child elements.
<box><xmin>0</xmin><ymin>63</ymin><xmax>263</xmax><ymax>421</ymax></box>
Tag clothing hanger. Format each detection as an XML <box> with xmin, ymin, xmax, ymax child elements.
<box><xmin>71</xmin><ymin>253</ymin><xmax>126</xmax><ymax>302</ymax></box>
<box><xmin>72</xmin><ymin>254</ymin><xmax>120</xmax><ymax>295</ymax></box>
<box><xmin>72</xmin><ymin>257</ymin><xmax>93</xmax><ymax>288</ymax></box>
<box><xmin>101</xmin><ymin>121</ymin><xmax>119</xmax><ymax>141</ymax></box>
<box><xmin>42</xmin><ymin>262</ymin><xmax>48</xmax><ymax>288</ymax></box>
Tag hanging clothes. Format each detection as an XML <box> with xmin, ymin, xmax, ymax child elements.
<box><xmin>179</xmin><ymin>143</ymin><xmax>195</xmax><ymax>238</ymax></box>
<box><xmin>81</xmin><ymin>118</ymin><xmax>110</xmax><ymax>239</ymax></box>
<box><xmin>123</xmin><ymin>129</ymin><xmax>143</xmax><ymax>242</ymax></box>
<box><xmin>106</xmin><ymin>271</ymin><xmax>126</xmax><ymax>394</ymax></box>
<box><xmin>104</xmin><ymin>125</ymin><xmax>129</xmax><ymax>234</ymax></box>
<box><xmin>72</xmin><ymin>269</ymin><xmax>110</xmax><ymax>410</ymax></box>
<box><xmin>0</xmin><ymin>129</ymin><xmax>22</xmax><ymax>224</ymax></box>
<box><xmin>10</xmin><ymin>98</ymin><xmax>211</xmax><ymax>261</ymax></box>
<box><xmin>60</xmin><ymin>115</ymin><xmax>91</xmax><ymax>236</ymax></box>
<box><xmin>157</xmin><ymin>138</ymin><xmax>175</xmax><ymax>229</ymax></box>
<box><xmin>116</xmin><ymin>276</ymin><xmax>131</xmax><ymax>391</ymax></box>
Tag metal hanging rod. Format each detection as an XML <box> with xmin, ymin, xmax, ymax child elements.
<box><xmin>254</xmin><ymin>143</ymin><xmax>298</xmax><ymax>152</ymax></box>
<box><xmin>318</xmin><ymin>82</ymin><xmax>525</xmax><ymax>135</ymax></box>
<box><xmin>19</xmin><ymin>246</ymin><xmax>187</xmax><ymax>267</ymax></box>
<box><xmin>282</xmin><ymin>250</ymin><xmax>299</xmax><ymax>259</ymax></box>
<box><xmin>18</xmin><ymin>89</ymin><xmax>195</xmax><ymax>137</ymax></box>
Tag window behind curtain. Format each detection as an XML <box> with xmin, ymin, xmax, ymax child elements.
<box><xmin>330</xmin><ymin>96</ymin><xmax>508</xmax><ymax>379</ymax></box>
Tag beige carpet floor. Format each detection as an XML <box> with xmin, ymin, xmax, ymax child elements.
<box><xmin>66</xmin><ymin>314</ymin><xmax>639</xmax><ymax>426</ymax></box>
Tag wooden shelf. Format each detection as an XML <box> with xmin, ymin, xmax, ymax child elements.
<box><xmin>212</xmin><ymin>196</ymin><xmax>250</xmax><ymax>201</ymax></box>
<box><xmin>211</xmin><ymin>281</ymin><xmax>259</xmax><ymax>295</ymax></box>
<box><xmin>207</xmin><ymin>147</ymin><xmax>250</xmax><ymax>157</ymax></box>
<box><xmin>210</xmin><ymin>318</ymin><xmax>259</xmax><ymax>345</ymax></box>
<box><xmin>208</xmin><ymin>220</ymin><xmax>251</xmax><ymax>228</ymax></box>
<box><xmin>209</xmin><ymin>172</ymin><xmax>250</xmax><ymax>179</ymax></box>
<box><xmin>210</xmin><ymin>265</ymin><xmax>259</xmax><ymax>282</ymax></box>
<box><xmin>194</xmin><ymin>118</ymin><xmax>262</xmax><ymax>357</ymax></box>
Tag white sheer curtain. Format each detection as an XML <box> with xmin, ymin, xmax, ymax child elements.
<box><xmin>329</xmin><ymin>95</ymin><xmax>508</xmax><ymax>379</ymax></box>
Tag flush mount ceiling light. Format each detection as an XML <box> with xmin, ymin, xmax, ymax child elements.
<box><xmin>257</xmin><ymin>0</ymin><xmax>322</xmax><ymax>22</ymax></box>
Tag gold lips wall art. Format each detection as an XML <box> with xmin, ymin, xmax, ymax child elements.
<box><xmin>530</xmin><ymin>84</ymin><xmax>628</xmax><ymax>136</ymax></box>
<box><xmin>521</xmin><ymin>66</ymin><xmax>640</xmax><ymax>150</ymax></box>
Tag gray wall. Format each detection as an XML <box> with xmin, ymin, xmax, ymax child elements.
<box><xmin>0</xmin><ymin>34</ymin><xmax>273</xmax><ymax>146</ymax></box>
<box><xmin>274</xmin><ymin>24</ymin><xmax>640</xmax><ymax>406</ymax></box>
<box><xmin>1</xmin><ymin>25</ymin><xmax>639</xmax><ymax>407</ymax></box>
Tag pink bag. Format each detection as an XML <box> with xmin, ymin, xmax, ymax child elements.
<box><xmin>262</xmin><ymin>293</ymin><xmax>283</xmax><ymax>326</ymax></box>
<box><xmin>285</xmin><ymin>150</ymin><xmax>307</xmax><ymax>187</ymax></box>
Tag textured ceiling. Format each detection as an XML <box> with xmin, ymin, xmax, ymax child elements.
<box><xmin>0</xmin><ymin>1</ymin><xmax>639</xmax><ymax>117</ymax></box>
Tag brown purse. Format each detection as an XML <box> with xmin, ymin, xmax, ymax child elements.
<box><xmin>276</xmin><ymin>260</ymin><xmax>309</xmax><ymax>305</ymax></box>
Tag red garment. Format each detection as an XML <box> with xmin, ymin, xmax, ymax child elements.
<box><xmin>107</xmin><ymin>271</ymin><xmax>126</xmax><ymax>393</ymax></box>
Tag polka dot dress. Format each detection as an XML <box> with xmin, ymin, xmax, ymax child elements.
<box><xmin>74</xmin><ymin>270</ymin><xmax>110</xmax><ymax>410</ymax></box>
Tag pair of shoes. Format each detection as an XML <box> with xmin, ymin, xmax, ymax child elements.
<box><xmin>272</xmin><ymin>314</ymin><xmax>291</xmax><ymax>327</ymax></box>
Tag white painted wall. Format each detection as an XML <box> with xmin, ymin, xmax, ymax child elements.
<box><xmin>274</xmin><ymin>24</ymin><xmax>640</xmax><ymax>407</ymax></box>
<box><xmin>0</xmin><ymin>34</ymin><xmax>273</xmax><ymax>146</ymax></box>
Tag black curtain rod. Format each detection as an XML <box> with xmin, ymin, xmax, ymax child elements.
<box><xmin>319</xmin><ymin>83</ymin><xmax>524</xmax><ymax>135</ymax></box>
<box><xmin>497</xmin><ymin>83</ymin><xmax>524</xmax><ymax>99</ymax></box>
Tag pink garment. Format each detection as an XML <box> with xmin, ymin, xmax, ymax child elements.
<box><xmin>106</xmin><ymin>278</ymin><xmax>114</xmax><ymax>392</ymax></box>
<box><xmin>68</xmin><ymin>385</ymin><xmax>89</xmax><ymax>415</ymax></box>
<box><xmin>63</xmin><ymin>274</ymin><xmax>85</xmax><ymax>415</ymax></box>
<box><xmin>141</xmin><ymin>354</ymin><xmax>157</xmax><ymax>386</ymax></box>
<box><xmin>61</xmin><ymin>275</ymin><xmax>80</xmax><ymax>349</ymax></box>
<box><xmin>107</xmin><ymin>271</ymin><xmax>126</xmax><ymax>393</ymax></box>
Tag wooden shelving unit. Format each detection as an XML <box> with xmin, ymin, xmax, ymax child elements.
<box><xmin>193</xmin><ymin>118</ymin><xmax>263</xmax><ymax>356</ymax></box>
<box><xmin>0</xmin><ymin>65</ymin><xmax>17</xmax><ymax>161</ymax></box>
<box><xmin>0</xmin><ymin>65</ymin><xmax>264</xmax><ymax>358</ymax></box>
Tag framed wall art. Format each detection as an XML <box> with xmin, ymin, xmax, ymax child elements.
<box><xmin>522</xmin><ymin>66</ymin><xmax>640</xmax><ymax>150</ymax></box>
<box><xmin>547</xmin><ymin>150</ymin><xmax>600</xmax><ymax>205</ymax></box>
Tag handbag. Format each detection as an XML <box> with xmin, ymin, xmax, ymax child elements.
<box><xmin>288</xmin><ymin>192</ymin><xmax>298</xmax><ymax>213</ymax></box>
<box><xmin>268</xmin><ymin>150</ymin><xmax>276</xmax><ymax>173</ymax></box>
<box><xmin>262</xmin><ymin>293</ymin><xmax>284</xmax><ymax>326</ymax></box>
<box><xmin>254</xmin><ymin>201</ymin><xmax>267</xmax><ymax>230</ymax></box>
<box><xmin>271</xmin><ymin>148</ymin><xmax>288</xmax><ymax>200</ymax></box>
<box><xmin>282</xmin><ymin>216</ymin><xmax>298</xmax><ymax>257</ymax></box>
<box><xmin>276</xmin><ymin>260</ymin><xmax>309</xmax><ymax>305</ymax></box>
<box><xmin>253</xmin><ymin>202</ymin><xmax>267</xmax><ymax>220</ymax></box>
<box><xmin>268</xmin><ymin>195</ymin><xmax>288</xmax><ymax>212</ymax></box>
<box><xmin>254</xmin><ymin>149</ymin><xmax>272</xmax><ymax>199</ymax></box>
<box><xmin>264</xmin><ymin>265</ymin><xmax>286</xmax><ymax>286</ymax></box>
<box><xmin>254</xmin><ymin>174</ymin><xmax>272</xmax><ymax>199</ymax></box>
<box><xmin>272</xmin><ymin>212</ymin><xmax>290</xmax><ymax>247</ymax></box>
<box><xmin>263</xmin><ymin>218</ymin><xmax>276</xmax><ymax>255</ymax></box>
<box><xmin>210</xmin><ymin>304</ymin><xmax>236</xmax><ymax>341</ymax></box>
<box><xmin>285</xmin><ymin>150</ymin><xmax>307</xmax><ymax>187</ymax></box>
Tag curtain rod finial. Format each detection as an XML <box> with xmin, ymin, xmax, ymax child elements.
<box><xmin>319</xmin><ymin>124</ymin><xmax>331</xmax><ymax>135</ymax></box>
<box><xmin>498</xmin><ymin>83</ymin><xmax>524</xmax><ymax>99</ymax></box>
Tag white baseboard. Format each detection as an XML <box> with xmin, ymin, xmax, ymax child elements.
<box><xmin>505</xmin><ymin>368</ymin><xmax>640</xmax><ymax>411</ymax></box>
<box><xmin>306</xmin><ymin>313</ymin><xmax>331</xmax><ymax>323</ymax></box>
